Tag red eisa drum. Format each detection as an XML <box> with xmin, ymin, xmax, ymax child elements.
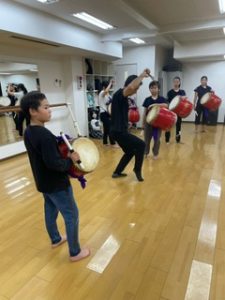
<box><xmin>169</xmin><ymin>96</ymin><xmax>193</xmax><ymax>118</ymax></box>
<box><xmin>128</xmin><ymin>107</ymin><xmax>140</xmax><ymax>123</ymax></box>
<box><xmin>58</xmin><ymin>137</ymin><xmax>100</xmax><ymax>177</ymax></box>
<box><xmin>200</xmin><ymin>92</ymin><xmax>222</xmax><ymax>111</ymax></box>
<box><xmin>146</xmin><ymin>106</ymin><xmax>177</xmax><ymax>131</ymax></box>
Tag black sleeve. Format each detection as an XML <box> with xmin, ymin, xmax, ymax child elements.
<box><xmin>40</xmin><ymin>136</ymin><xmax>73</xmax><ymax>172</ymax></box>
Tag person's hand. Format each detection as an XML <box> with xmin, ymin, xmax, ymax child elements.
<box><xmin>141</xmin><ymin>68</ymin><xmax>151</xmax><ymax>78</ymax></box>
<box><xmin>68</xmin><ymin>151</ymin><xmax>80</xmax><ymax>163</ymax></box>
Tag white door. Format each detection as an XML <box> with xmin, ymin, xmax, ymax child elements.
<box><xmin>114</xmin><ymin>64</ymin><xmax>137</xmax><ymax>91</ymax></box>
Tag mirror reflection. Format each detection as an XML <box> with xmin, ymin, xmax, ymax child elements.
<box><xmin>0</xmin><ymin>62</ymin><xmax>40</xmax><ymax>146</ymax></box>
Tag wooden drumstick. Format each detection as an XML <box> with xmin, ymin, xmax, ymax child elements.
<box><xmin>60</xmin><ymin>132</ymin><xmax>85</xmax><ymax>170</ymax></box>
<box><xmin>146</xmin><ymin>70</ymin><xmax>154</xmax><ymax>80</ymax></box>
<box><xmin>67</xmin><ymin>103</ymin><xmax>82</xmax><ymax>137</ymax></box>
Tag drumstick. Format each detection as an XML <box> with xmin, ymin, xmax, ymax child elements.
<box><xmin>67</xmin><ymin>103</ymin><xmax>82</xmax><ymax>137</ymax></box>
<box><xmin>60</xmin><ymin>132</ymin><xmax>85</xmax><ymax>170</ymax></box>
<box><xmin>146</xmin><ymin>70</ymin><xmax>154</xmax><ymax>80</ymax></box>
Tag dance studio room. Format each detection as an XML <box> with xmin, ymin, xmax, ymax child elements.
<box><xmin>0</xmin><ymin>0</ymin><xmax>225</xmax><ymax>299</ymax></box>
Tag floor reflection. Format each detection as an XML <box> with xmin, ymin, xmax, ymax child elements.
<box><xmin>87</xmin><ymin>235</ymin><xmax>120</xmax><ymax>274</ymax></box>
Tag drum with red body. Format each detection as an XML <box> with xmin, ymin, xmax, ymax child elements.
<box><xmin>58</xmin><ymin>137</ymin><xmax>100</xmax><ymax>177</ymax></box>
<box><xmin>169</xmin><ymin>96</ymin><xmax>193</xmax><ymax>118</ymax></box>
<box><xmin>128</xmin><ymin>107</ymin><xmax>140</xmax><ymax>123</ymax></box>
<box><xmin>146</xmin><ymin>106</ymin><xmax>177</xmax><ymax>131</ymax></box>
<box><xmin>200</xmin><ymin>92</ymin><xmax>222</xmax><ymax>111</ymax></box>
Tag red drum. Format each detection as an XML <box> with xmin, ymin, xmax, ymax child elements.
<box><xmin>200</xmin><ymin>92</ymin><xmax>222</xmax><ymax>111</ymax></box>
<box><xmin>146</xmin><ymin>106</ymin><xmax>177</xmax><ymax>130</ymax></box>
<box><xmin>169</xmin><ymin>96</ymin><xmax>193</xmax><ymax>118</ymax></box>
<box><xmin>58</xmin><ymin>137</ymin><xmax>100</xmax><ymax>177</ymax></box>
<box><xmin>129</xmin><ymin>107</ymin><xmax>140</xmax><ymax>123</ymax></box>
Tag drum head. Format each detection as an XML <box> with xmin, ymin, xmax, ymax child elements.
<box><xmin>146</xmin><ymin>106</ymin><xmax>159</xmax><ymax>123</ymax></box>
<box><xmin>200</xmin><ymin>93</ymin><xmax>210</xmax><ymax>105</ymax></box>
<box><xmin>0</xmin><ymin>96</ymin><xmax>11</xmax><ymax>106</ymax></box>
<box><xmin>169</xmin><ymin>96</ymin><xmax>180</xmax><ymax>110</ymax></box>
<box><xmin>72</xmin><ymin>138</ymin><xmax>100</xmax><ymax>173</ymax></box>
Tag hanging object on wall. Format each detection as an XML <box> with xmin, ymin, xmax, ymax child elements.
<box><xmin>77</xmin><ymin>76</ymin><xmax>83</xmax><ymax>89</ymax></box>
<box><xmin>54</xmin><ymin>78</ymin><xmax>62</xmax><ymax>87</ymax></box>
<box><xmin>85</xmin><ymin>58</ymin><xmax>93</xmax><ymax>74</ymax></box>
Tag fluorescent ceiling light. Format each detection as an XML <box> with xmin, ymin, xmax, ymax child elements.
<box><xmin>218</xmin><ymin>0</ymin><xmax>225</xmax><ymax>13</ymax></box>
<box><xmin>0</xmin><ymin>72</ymin><xmax>12</xmax><ymax>75</ymax></box>
<box><xmin>223</xmin><ymin>27</ymin><xmax>225</xmax><ymax>34</ymax></box>
<box><xmin>73</xmin><ymin>12</ymin><xmax>114</xmax><ymax>30</ymax></box>
<box><xmin>224</xmin><ymin>55</ymin><xmax>225</xmax><ymax>59</ymax></box>
<box><xmin>129</xmin><ymin>38</ymin><xmax>146</xmax><ymax>44</ymax></box>
<box><xmin>37</xmin><ymin>0</ymin><xmax>59</xmax><ymax>4</ymax></box>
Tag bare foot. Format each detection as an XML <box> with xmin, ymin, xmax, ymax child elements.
<box><xmin>52</xmin><ymin>235</ymin><xmax>67</xmax><ymax>248</ymax></box>
<box><xmin>70</xmin><ymin>247</ymin><xmax>91</xmax><ymax>262</ymax></box>
<box><xmin>153</xmin><ymin>155</ymin><xmax>158</xmax><ymax>160</ymax></box>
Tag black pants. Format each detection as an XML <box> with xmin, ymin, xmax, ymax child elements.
<box><xmin>195</xmin><ymin>104</ymin><xmax>207</xmax><ymax>125</ymax></box>
<box><xmin>18</xmin><ymin>111</ymin><xmax>30</xmax><ymax>136</ymax></box>
<box><xmin>100</xmin><ymin>112</ymin><xmax>115</xmax><ymax>145</ymax></box>
<box><xmin>111</xmin><ymin>131</ymin><xmax>145</xmax><ymax>173</ymax></box>
<box><xmin>12</xmin><ymin>112</ymin><xmax>18</xmax><ymax>129</ymax></box>
<box><xmin>165</xmin><ymin>116</ymin><xmax>182</xmax><ymax>143</ymax></box>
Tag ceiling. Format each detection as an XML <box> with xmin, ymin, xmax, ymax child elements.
<box><xmin>4</xmin><ymin>0</ymin><xmax>225</xmax><ymax>59</ymax></box>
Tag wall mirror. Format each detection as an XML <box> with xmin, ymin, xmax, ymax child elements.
<box><xmin>0</xmin><ymin>61</ymin><xmax>39</xmax><ymax>146</ymax></box>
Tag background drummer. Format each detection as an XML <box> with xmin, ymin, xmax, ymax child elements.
<box><xmin>193</xmin><ymin>75</ymin><xmax>212</xmax><ymax>133</ymax></box>
<box><xmin>20</xmin><ymin>91</ymin><xmax>90</xmax><ymax>262</ymax></box>
<box><xmin>142</xmin><ymin>80</ymin><xmax>168</xmax><ymax>159</ymax></box>
<box><xmin>165</xmin><ymin>76</ymin><xmax>186</xmax><ymax>144</ymax></box>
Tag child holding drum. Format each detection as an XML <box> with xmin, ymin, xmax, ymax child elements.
<box><xmin>165</xmin><ymin>76</ymin><xmax>186</xmax><ymax>143</ymax></box>
<box><xmin>142</xmin><ymin>81</ymin><xmax>168</xmax><ymax>159</ymax></box>
<box><xmin>20</xmin><ymin>91</ymin><xmax>90</xmax><ymax>262</ymax></box>
<box><xmin>193</xmin><ymin>76</ymin><xmax>212</xmax><ymax>132</ymax></box>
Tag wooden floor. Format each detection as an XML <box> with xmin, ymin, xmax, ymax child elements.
<box><xmin>1</xmin><ymin>123</ymin><xmax>225</xmax><ymax>300</ymax></box>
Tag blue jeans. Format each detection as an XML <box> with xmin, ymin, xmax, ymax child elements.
<box><xmin>43</xmin><ymin>186</ymin><xmax>81</xmax><ymax>257</ymax></box>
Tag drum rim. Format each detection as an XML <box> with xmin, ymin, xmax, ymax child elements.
<box><xmin>169</xmin><ymin>95</ymin><xmax>181</xmax><ymax>110</ymax></box>
<box><xmin>146</xmin><ymin>105</ymin><xmax>160</xmax><ymax>123</ymax></box>
<box><xmin>200</xmin><ymin>92</ymin><xmax>210</xmax><ymax>104</ymax></box>
<box><xmin>72</xmin><ymin>137</ymin><xmax>100</xmax><ymax>172</ymax></box>
<box><xmin>0</xmin><ymin>96</ymin><xmax>11</xmax><ymax>106</ymax></box>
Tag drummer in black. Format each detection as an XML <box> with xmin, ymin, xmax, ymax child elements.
<box><xmin>193</xmin><ymin>76</ymin><xmax>212</xmax><ymax>133</ymax></box>
<box><xmin>165</xmin><ymin>76</ymin><xmax>186</xmax><ymax>143</ymax></box>
<box><xmin>110</xmin><ymin>69</ymin><xmax>150</xmax><ymax>182</ymax></box>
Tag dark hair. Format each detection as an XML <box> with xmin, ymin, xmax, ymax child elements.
<box><xmin>149</xmin><ymin>80</ymin><xmax>160</xmax><ymax>89</ymax></box>
<box><xmin>17</xmin><ymin>83</ymin><xmax>28</xmax><ymax>95</ymax></box>
<box><xmin>102</xmin><ymin>81</ymin><xmax>109</xmax><ymax>89</ymax></box>
<box><xmin>201</xmin><ymin>76</ymin><xmax>208</xmax><ymax>81</ymax></box>
<box><xmin>124</xmin><ymin>75</ymin><xmax>138</xmax><ymax>87</ymax></box>
<box><xmin>20</xmin><ymin>91</ymin><xmax>46</xmax><ymax>118</ymax></box>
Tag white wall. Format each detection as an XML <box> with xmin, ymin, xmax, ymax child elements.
<box><xmin>182</xmin><ymin>61</ymin><xmax>225</xmax><ymax>123</ymax></box>
<box><xmin>155</xmin><ymin>46</ymin><xmax>168</xmax><ymax>80</ymax></box>
<box><xmin>114</xmin><ymin>45</ymin><xmax>156</xmax><ymax>125</ymax></box>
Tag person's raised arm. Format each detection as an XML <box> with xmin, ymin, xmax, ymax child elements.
<box><xmin>102</xmin><ymin>79</ymin><xmax>114</xmax><ymax>96</ymax></box>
